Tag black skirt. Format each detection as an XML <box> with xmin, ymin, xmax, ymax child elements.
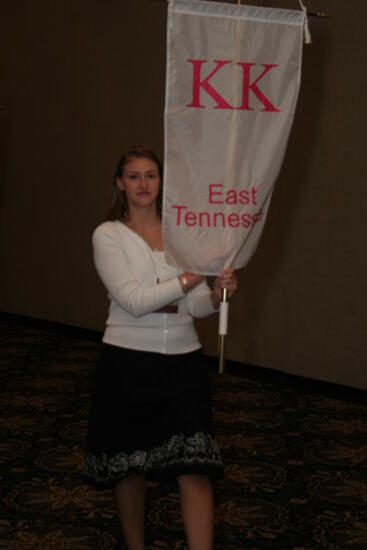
<box><xmin>83</xmin><ymin>344</ymin><xmax>223</xmax><ymax>488</ymax></box>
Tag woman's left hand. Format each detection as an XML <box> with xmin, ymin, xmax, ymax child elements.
<box><xmin>211</xmin><ymin>268</ymin><xmax>238</xmax><ymax>308</ymax></box>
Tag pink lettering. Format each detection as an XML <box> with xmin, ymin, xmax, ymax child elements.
<box><xmin>184</xmin><ymin>211</ymin><xmax>197</xmax><ymax>226</ymax></box>
<box><xmin>187</xmin><ymin>60</ymin><xmax>280</xmax><ymax>112</ymax></box>
<box><xmin>251</xmin><ymin>186</ymin><xmax>257</xmax><ymax>205</ymax></box>
<box><xmin>199</xmin><ymin>211</ymin><xmax>211</xmax><ymax>227</ymax></box>
<box><xmin>172</xmin><ymin>204</ymin><xmax>263</xmax><ymax>229</ymax></box>
<box><xmin>225</xmin><ymin>190</ymin><xmax>237</xmax><ymax>205</ymax></box>
<box><xmin>186</xmin><ymin>60</ymin><xmax>234</xmax><ymax>109</ymax></box>
<box><xmin>239</xmin><ymin>190</ymin><xmax>249</xmax><ymax>205</ymax></box>
<box><xmin>228</xmin><ymin>213</ymin><xmax>240</xmax><ymax>228</ymax></box>
<box><xmin>172</xmin><ymin>204</ymin><xmax>187</xmax><ymax>225</ymax></box>
<box><xmin>213</xmin><ymin>212</ymin><xmax>226</xmax><ymax>227</ymax></box>
<box><xmin>237</xmin><ymin>63</ymin><xmax>280</xmax><ymax>112</ymax></box>
<box><xmin>209</xmin><ymin>183</ymin><xmax>223</xmax><ymax>204</ymax></box>
<box><xmin>241</xmin><ymin>213</ymin><xmax>251</xmax><ymax>228</ymax></box>
<box><xmin>253</xmin><ymin>211</ymin><xmax>262</xmax><ymax>223</ymax></box>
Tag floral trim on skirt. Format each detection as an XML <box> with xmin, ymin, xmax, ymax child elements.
<box><xmin>84</xmin><ymin>431</ymin><xmax>222</xmax><ymax>487</ymax></box>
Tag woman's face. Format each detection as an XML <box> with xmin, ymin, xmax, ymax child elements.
<box><xmin>117</xmin><ymin>156</ymin><xmax>160</xmax><ymax>212</ymax></box>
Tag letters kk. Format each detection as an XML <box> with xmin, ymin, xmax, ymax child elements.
<box><xmin>186</xmin><ymin>59</ymin><xmax>280</xmax><ymax>112</ymax></box>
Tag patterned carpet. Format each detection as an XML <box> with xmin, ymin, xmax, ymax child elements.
<box><xmin>1</xmin><ymin>314</ymin><xmax>367</xmax><ymax>549</ymax></box>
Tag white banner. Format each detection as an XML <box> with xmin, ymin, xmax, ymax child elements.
<box><xmin>163</xmin><ymin>0</ymin><xmax>305</xmax><ymax>275</ymax></box>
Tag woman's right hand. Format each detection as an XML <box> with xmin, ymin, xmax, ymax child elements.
<box><xmin>179</xmin><ymin>272</ymin><xmax>204</xmax><ymax>293</ymax></box>
<box><xmin>211</xmin><ymin>268</ymin><xmax>238</xmax><ymax>308</ymax></box>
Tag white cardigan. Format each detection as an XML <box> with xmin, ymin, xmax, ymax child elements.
<box><xmin>93</xmin><ymin>221</ymin><xmax>217</xmax><ymax>354</ymax></box>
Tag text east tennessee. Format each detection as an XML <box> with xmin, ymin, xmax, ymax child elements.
<box><xmin>171</xmin><ymin>184</ymin><xmax>263</xmax><ymax>229</ymax></box>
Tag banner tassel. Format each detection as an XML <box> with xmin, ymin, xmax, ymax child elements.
<box><xmin>299</xmin><ymin>0</ymin><xmax>312</xmax><ymax>44</ymax></box>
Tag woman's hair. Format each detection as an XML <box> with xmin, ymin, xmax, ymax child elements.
<box><xmin>106</xmin><ymin>145</ymin><xmax>163</xmax><ymax>222</ymax></box>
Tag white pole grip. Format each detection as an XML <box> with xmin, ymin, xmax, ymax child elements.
<box><xmin>219</xmin><ymin>302</ymin><xmax>229</xmax><ymax>335</ymax></box>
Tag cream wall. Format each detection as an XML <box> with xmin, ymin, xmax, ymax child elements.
<box><xmin>1</xmin><ymin>1</ymin><xmax>366</xmax><ymax>388</ymax></box>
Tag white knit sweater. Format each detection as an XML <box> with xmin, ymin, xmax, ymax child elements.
<box><xmin>93</xmin><ymin>221</ymin><xmax>217</xmax><ymax>354</ymax></box>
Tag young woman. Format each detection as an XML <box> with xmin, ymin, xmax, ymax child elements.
<box><xmin>83</xmin><ymin>145</ymin><xmax>237</xmax><ymax>550</ymax></box>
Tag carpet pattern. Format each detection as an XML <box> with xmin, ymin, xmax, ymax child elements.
<box><xmin>1</xmin><ymin>316</ymin><xmax>367</xmax><ymax>549</ymax></box>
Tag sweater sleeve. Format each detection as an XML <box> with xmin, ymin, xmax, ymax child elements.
<box><xmin>186</xmin><ymin>279</ymin><xmax>218</xmax><ymax>318</ymax></box>
<box><xmin>92</xmin><ymin>226</ymin><xmax>184</xmax><ymax>318</ymax></box>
